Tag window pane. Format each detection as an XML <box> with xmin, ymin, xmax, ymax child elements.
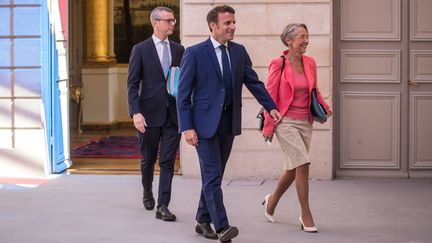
<box><xmin>14</xmin><ymin>0</ymin><xmax>42</xmax><ymax>4</ymax></box>
<box><xmin>0</xmin><ymin>8</ymin><xmax>10</xmax><ymax>36</ymax></box>
<box><xmin>0</xmin><ymin>129</ymin><xmax>13</xmax><ymax>149</ymax></box>
<box><xmin>14</xmin><ymin>98</ymin><xmax>41</xmax><ymax>128</ymax></box>
<box><xmin>14</xmin><ymin>38</ymin><xmax>41</xmax><ymax>67</ymax></box>
<box><xmin>0</xmin><ymin>98</ymin><xmax>12</xmax><ymax>127</ymax></box>
<box><xmin>14</xmin><ymin>68</ymin><xmax>41</xmax><ymax>97</ymax></box>
<box><xmin>0</xmin><ymin>69</ymin><xmax>11</xmax><ymax>97</ymax></box>
<box><xmin>13</xmin><ymin>7</ymin><xmax>41</xmax><ymax>36</ymax></box>
<box><xmin>0</xmin><ymin>39</ymin><xmax>11</xmax><ymax>66</ymax></box>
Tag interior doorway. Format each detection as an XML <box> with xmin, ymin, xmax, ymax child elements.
<box><xmin>67</xmin><ymin>0</ymin><xmax>182</xmax><ymax>174</ymax></box>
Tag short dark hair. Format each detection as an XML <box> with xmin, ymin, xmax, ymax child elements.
<box><xmin>206</xmin><ymin>5</ymin><xmax>235</xmax><ymax>32</ymax></box>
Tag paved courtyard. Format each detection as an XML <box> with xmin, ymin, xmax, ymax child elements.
<box><xmin>1</xmin><ymin>175</ymin><xmax>431</xmax><ymax>243</ymax></box>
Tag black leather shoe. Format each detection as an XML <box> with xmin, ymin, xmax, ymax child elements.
<box><xmin>195</xmin><ymin>223</ymin><xmax>218</xmax><ymax>240</ymax></box>
<box><xmin>155</xmin><ymin>205</ymin><xmax>176</xmax><ymax>221</ymax></box>
<box><xmin>142</xmin><ymin>195</ymin><xmax>155</xmax><ymax>210</ymax></box>
<box><xmin>218</xmin><ymin>226</ymin><xmax>238</xmax><ymax>242</ymax></box>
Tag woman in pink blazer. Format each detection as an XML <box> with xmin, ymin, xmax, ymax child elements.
<box><xmin>262</xmin><ymin>23</ymin><xmax>332</xmax><ymax>233</ymax></box>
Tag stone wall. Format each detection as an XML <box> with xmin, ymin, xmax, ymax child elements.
<box><xmin>179</xmin><ymin>0</ymin><xmax>333</xmax><ymax>179</ymax></box>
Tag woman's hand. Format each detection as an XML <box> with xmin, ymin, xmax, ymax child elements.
<box><xmin>326</xmin><ymin>108</ymin><xmax>333</xmax><ymax>118</ymax></box>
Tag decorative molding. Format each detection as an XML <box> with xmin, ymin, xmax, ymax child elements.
<box><xmin>410</xmin><ymin>92</ymin><xmax>432</xmax><ymax>169</ymax></box>
<box><xmin>340</xmin><ymin>50</ymin><xmax>400</xmax><ymax>83</ymax></box>
<box><xmin>410</xmin><ymin>0</ymin><xmax>432</xmax><ymax>41</ymax></box>
<box><xmin>341</xmin><ymin>0</ymin><xmax>401</xmax><ymax>41</ymax></box>
<box><xmin>410</xmin><ymin>50</ymin><xmax>432</xmax><ymax>83</ymax></box>
<box><xmin>340</xmin><ymin>92</ymin><xmax>400</xmax><ymax>169</ymax></box>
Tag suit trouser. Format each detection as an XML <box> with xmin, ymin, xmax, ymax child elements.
<box><xmin>195</xmin><ymin>107</ymin><xmax>234</xmax><ymax>231</ymax></box>
<box><xmin>138</xmin><ymin>109</ymin><xmax>181</xmax><ymax>207</ymax></box>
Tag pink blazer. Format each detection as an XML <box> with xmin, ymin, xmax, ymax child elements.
<box><xmin>263</xmin><ymin>50</ymin><xmax>330</xmax><ymax>135</ymax></box>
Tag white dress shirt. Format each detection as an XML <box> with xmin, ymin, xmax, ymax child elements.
<box><xmin>152</xmin><ymin>34</ymin><xmax>171</xmax><ymax>65</ymax></box>
<box><xmin>210</xmin><ymin>36</ymin><xmax>231</xmax><ymax>73</ymax></box>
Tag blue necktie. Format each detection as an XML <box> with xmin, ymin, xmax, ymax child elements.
<box><xmin>219</xmin><ymin>45</ymin><xmax>233</xmax><ymax>106</ymax></box>
<box><xmin>161</xmin><ymin>41</ymin><xmax>170</xmax><ymax>78</ymax></box>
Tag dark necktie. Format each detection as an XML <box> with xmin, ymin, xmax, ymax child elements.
<box><xmin>219</xmin><ymin>45</ymin><xmax>233</xmax><ymax>106</ymax></box>
<box><xmin>161</xmin><ymin>41</ymin><xmax>170</xmax><ymax>78</ymax></box>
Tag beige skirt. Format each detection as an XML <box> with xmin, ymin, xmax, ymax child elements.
<box><xmin>275</xmin><ymin>117</ymin><xmax>312</xmax><ymax>171</ymax></box>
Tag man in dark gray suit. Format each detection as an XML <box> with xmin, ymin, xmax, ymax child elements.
<box><xmin>127</xmin><ymin>6</ymin><xmax>184</xmax><ymax>222</ymax></box>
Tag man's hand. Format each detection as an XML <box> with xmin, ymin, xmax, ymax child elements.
<box><xmin>183</xmin><ymin>129</ymin><xmax>198</xmax><ymax>146</ymax></box>
<box><xmin>270</xmin><ymin>109</ymin><xmax>282</xmax><ymax>125</ymax></box>
<box><xmin>133</xmin><ymin>113</ymin><xmax>147</xmax><ymax>133</ymax></box>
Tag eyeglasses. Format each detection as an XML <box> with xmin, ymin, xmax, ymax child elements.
<box><xmin>155</xmin><ymin>18</ymin><xmax>177</xmax><ymax>25</ymax></box>
<box><xmin>295</xmin><ymin>34</ymin><xmax>309</xmax><ymax>41</ymax></box>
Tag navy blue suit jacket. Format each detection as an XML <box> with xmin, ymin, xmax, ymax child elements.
<box><xmin>177</xmin><ymin>38</ymin><xmax>277</xmax><ymax>138</ymax></box>
<box><xmin>127</xmin><ymin>37</ymin><xmax>184</xmax><ymax>127</ymax></box>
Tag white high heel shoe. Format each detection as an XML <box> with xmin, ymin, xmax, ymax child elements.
<box><xmin>261</xmin><ymin>194</ymin><xmax>275</xmax><ymax>223</ymax></box>
<box><xmin>299</xmin><ymin>216</ymin><xmax>318</xmax><ymax>233</ymax></box>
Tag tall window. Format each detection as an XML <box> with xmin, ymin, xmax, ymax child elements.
<box><xmin>114</xmin><ymin>0</ymin><xmax>180</xmax><ymax>63</ymax></box>
<box><xmin>0</xmin><ymin>1</ymin><xmax>43</xmax><ymax>149</ymax></box>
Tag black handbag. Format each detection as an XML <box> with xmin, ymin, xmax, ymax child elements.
<box><xmin>310</xmin><ymin>88</ymin><xmax>327</xmax><ymax>123</ymax></box>
<box><xmin>257</xmin><ymin>55</ymin><xmax>285</xmax><ymax>132</ymax></box>
<box><xmin>257</xmin><ymin>107</ymin><xmax>265</xmax><ymax>132</ymax></box>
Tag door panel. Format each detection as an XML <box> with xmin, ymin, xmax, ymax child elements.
<box><xmin>409</xmin><ymin>0</ymin><xmax>432</xmax><ymax>173</ymax></box>
<box><xmin>340</xmin><ymin>92</ymin><xmax>400</xmax><ymax>169</ymax></box>
<box><xmin>336</xmin><ymin>0</ymin><xmax>432</xmax><ymax>177</ymax></box>
<box><xmin>340</xmin><ymin>50</ymin><xmax>400</xmax><ymax>83</ymax></box>
<box><xmin>340</xmin><ymin>0</ymin><xmax>401</xmax><ymax>41</ymax></box>
<box><xmin>410</xmin><ymin>51</ymin><xmax>432</xmax><ymax>82</ymax></box>
<box><xmin>336</xmin><ymin>0</ymin><xmax>407</xmax><ymax>177</ymax></box>
<box><xmin>409</xmin><ymin>93</ymin><xmax>432</xmax><ymax>169</ymax></box>
<box><xmin>410</xmin><ymin>0</ymin><xmax>432</xmax><ymax>41</ymax></box>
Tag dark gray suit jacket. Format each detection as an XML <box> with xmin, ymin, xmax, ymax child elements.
<box><xmin>127</xmin><ymin>37</ymin><xmax>184</xmax><ymax>127</ymax></box>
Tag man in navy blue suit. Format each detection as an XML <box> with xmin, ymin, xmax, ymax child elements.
<box><xmin>177</xmin><ymin>5</ymin><xmax>282</xmax><ymax>242</ymax></box>
<box><xmin>127</xmin><ymin>6</ymin><xmax>184</xmax><ymax>222</ymax></box>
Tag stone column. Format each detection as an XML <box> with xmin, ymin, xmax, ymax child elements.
<box><xmin>82</xmin><ymin>0</ymin><xmax>119</xmax><ymax>127</ymax></box>
<box><xmin>108</xmin><ymin>0</ymin><xmax>116</xmax><ymax>60</ymax></box>
<box><xmin>84</xmin><ymin>0</ymin><xmax>115</xmax><ymax>64</ymax></box>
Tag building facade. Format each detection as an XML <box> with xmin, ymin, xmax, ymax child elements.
<box><xmin>1</xmin><ymin>0</ymin><xmax>431</xmax><ymax>179</ymax></box>
<box><xmin>0</xmin><ymin>0</ymin><xmax>69</xmax><ymax>176</ymax></box>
